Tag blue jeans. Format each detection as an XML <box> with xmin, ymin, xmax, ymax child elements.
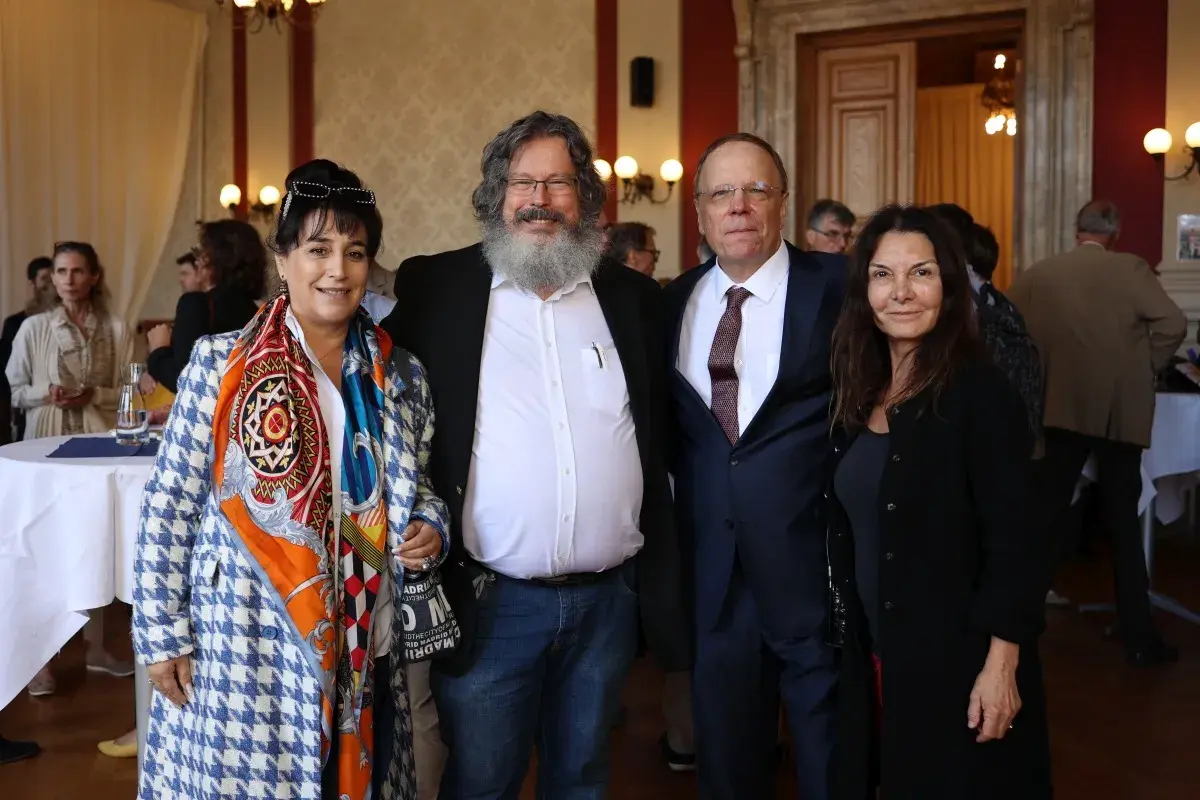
<box><xmin>431</xmin><ymin>563</ymin><xmax>639</xmax><ymax>800</ymax></box>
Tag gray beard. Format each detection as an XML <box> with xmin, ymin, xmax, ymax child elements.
<box><xmin>481</xmin><ymin>218</ymin><xmax>605</xmax><ymax>294</ymax></box>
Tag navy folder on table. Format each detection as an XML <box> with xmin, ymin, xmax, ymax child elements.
<box><xmin>46</xmin><ymin>437</ymin><xmax>159</xmax><ymax>459</ymax></box>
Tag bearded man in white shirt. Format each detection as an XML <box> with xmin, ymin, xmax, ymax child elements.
<box><xmin>382</xmin><ymin>109</ymin><xmax>686</xmax><ymax>799</ymax></box>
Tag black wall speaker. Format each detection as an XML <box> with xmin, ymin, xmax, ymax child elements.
<box><xmin>630</xmin><ymin>57</ymin><xmax>655</xmax><ymax>108</ymax></box>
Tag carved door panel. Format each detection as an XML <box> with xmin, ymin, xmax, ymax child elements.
<box><xmin>815</xmin><ymin>42</ymin><xmax>916</xmax><ymax>222</ymax></box>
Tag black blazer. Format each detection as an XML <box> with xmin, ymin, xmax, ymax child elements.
<box><xmin>148</xmin><ymin>287</ymin><xmax>259</xmax><ymax>393</ymax></box>
<box><xmin>828</xmin><ymin>359</ymin><xmax>1051</xmax><ymax>800</ymax></box>
<box><xmin>663</xmin><ymin>242</ymin><xmax>847</xmax><ymax>640</ymax></box>
<box><xmin>381</xmin><ymin>244</ymin><xmax>688</xmax><ymax>676</ymax></box>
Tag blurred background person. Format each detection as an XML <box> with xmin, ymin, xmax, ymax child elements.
<box><xmin>174</xmin><ymin>250</ymin><xmax>205</xmax><ymax>294</ymax></box>
<box><xmin>1</xmin><ymin>256</ymin><xmax>56</xmax><ymax>444</ymax></box>
<box><xmin>1010</xmin><ymin>200</ymin><xmax>1186</xmax><ymax>666</ymax></box>
<box><xmin>145</xmin><ymin>219</ymin><xmax>265</xmax><ymax>394</ymax></box>
<box><xmin>4</xmin><ymin>240</ymin><xmax>137</xmax><ymax>755</ymax></box>
<box><xmin>804</xmin><ymin>198</ymin><xmax>855</xmax><ymax>254</ymax></box>
<box><xmin>606</xmin><ymin>221</ymin><xmax>659</xmax><ymax>277</ymax></box>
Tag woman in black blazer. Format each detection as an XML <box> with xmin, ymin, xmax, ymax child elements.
<box><xmin>147</xmin><ymin>220</ymin><xmax>265</xmax><ymax>393</ymax></box>
<box><xmin>828</xmin><ymin>205</ymin><xmax>1051</xmax><ymax>799</ymax></box>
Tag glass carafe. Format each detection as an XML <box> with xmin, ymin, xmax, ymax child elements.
<box><xmin>115</xmin><ymin>362</ymin><xmax>149</xmax><ymax>446</ymax></box>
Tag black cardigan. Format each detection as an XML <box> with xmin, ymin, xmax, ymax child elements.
<box><xmin>828</xmin><ymin>358</ymin><xmax>1052</xmax><ymax>800</ymax></box>
<box><xmin>147</xmin><ymin>288</ymin><xmax>258</xmax><ymax>393</ymax></box>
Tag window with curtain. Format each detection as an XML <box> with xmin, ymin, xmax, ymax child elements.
<box><xmin>913</xmin><ymin>83</ymin><xmax>1016</xmax><ymax>290</ymax></box>
<box><xmin>0</xmin><ymin>0</ymin><xmax>207</xmax><ymax>323</ymax></box>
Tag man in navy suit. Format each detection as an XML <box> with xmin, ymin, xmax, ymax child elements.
<box><xmin>664</xmin><ymin>133</ymin><xmax>846</xmax><ymax>799</ymax></box>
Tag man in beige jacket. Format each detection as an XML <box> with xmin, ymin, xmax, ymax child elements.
<box><xmin>1010</xmin><ymin>200</ymin><xmax>1186</xmax><ymax>666</ymax></box>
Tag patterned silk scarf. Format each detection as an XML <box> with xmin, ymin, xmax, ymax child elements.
<box><xmin>213</xmin><ymin>293</ymin><xmax>392</xmax><ymax>800</ymax></box>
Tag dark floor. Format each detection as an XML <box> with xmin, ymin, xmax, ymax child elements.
<box><xmin>3</xmin><ymin>533</ymin><xmax>1198</xmax><ymax>800</ymax></box>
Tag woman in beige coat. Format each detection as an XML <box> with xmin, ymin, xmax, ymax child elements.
<box><xmin>7</xmin><ymin>242</ymin><xmax>129</xmax><ymax>439</ymax></box>
<box><xmin>4</xmin><ymin>240</ymin><xmax>136</xmax><ymax>754</ymax></box>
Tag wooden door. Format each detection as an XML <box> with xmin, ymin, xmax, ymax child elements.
<box><xmin>815</xmin><ymin>42</ymin><xmax>916</xmax><ymax>223</ymax></box>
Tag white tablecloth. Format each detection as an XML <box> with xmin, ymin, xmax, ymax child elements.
<box><xmin>1080</xmin><ymin>392</ymin><xmax>1200</xmax><ymax>522</ymax></box>
<box><xmin>0</xmin><ymin>434</ymin><xmax>155</xmax><ymax>709</ymax></box>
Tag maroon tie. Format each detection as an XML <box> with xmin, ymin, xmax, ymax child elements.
<box><xmin>708</xmin><ymin>286</ymin><xmax>751</xmax><ymax>444</ymax></box>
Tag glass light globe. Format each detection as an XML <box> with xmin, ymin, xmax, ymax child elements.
<box><xmin>659</xmin><ymin>159</ymin><xmax>684</xmax><ymax>184</ymax></box>
<box><xmin>613</xmin><ymin>156</ymin><xmax>639</xmax><ymax>180</ymax></box>
<box><xmin>233</xmin><ymin>0</ymin><xmax>257</xmax><ymax>8</ymax></box>
<box><xmin>1006</xmin><ymin>117</ymin><xmax>1017</xmax><ymax>136</ymax></box>
<box><xmin>593</xmin><ymin>159</ymin><xmax>613</xmax><ymax>181</ymax></box>
<box><xmin>994</xmin><ymin>54</ymin><xmax>1007</xmax><ymax>70</ymax></box>
<box><xmin>258</xmin><ymin>185</ymin><xmax>281</xmax><ymax>206</ymax></box>
<box><xmin>219</xmin><ymin>184</ymin><xmax>242</xmax><ymax>207</ymax></box>
<box><xmin>1144</xmin><ymin>128</ymin><xmax>1173</xmax><ymax>155</ymax></box>
<box><xmin>1185</xmin><ymin>122</ymin><xmax>1200</xmax><ymax>149</ymax></box>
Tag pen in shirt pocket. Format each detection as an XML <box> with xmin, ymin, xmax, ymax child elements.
<box><xmin>591</xmin><ymin>342</ymin><xmax>607</xmax><ymax>369</ymax></box>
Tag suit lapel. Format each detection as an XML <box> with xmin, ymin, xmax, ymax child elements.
<box><xmin>594</xmin><ymin>267</ymin><xmax>652</xmax><ymax>463</ymax></box>
<box><xmin>668</xmin><ymin>261</ymin><xmax>717</xmax><ymax>413</ymax></box>
<box><xmin>739</xmin><ymin>243</ymin><xmax>830</xmax><ymax>442</ymax></box>
<box><xmin>446</xmin><ymin>252</ymin><xmax>492</xmax><ymax>497</ymax></box>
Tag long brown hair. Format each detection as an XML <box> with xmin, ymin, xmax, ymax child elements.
<box><xmin>830</xmin><ymin>204</ymin><xmax>983</xmax><ymax>428</ymax></box>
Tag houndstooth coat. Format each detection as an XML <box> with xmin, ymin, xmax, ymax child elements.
<box><xmin>131</xmin><ymin>332</ymin><xmax>449</xmax><ymax>800</ymax></box>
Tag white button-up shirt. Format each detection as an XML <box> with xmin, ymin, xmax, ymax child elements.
<box><xmin>462</xmin><ymin>273</ymin><xmax>644</xmax><ymax>579</ymax></box>
<box><xmin>677</xmin><ymin>241</ymin><xmax>789</xmax><ymax>433</ymax></box>
<box><xmin>287</xmin><ymin>310</ymin><xmax>393</xmax><ymax>656</ymax></box>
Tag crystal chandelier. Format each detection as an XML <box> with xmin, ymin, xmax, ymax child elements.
<box><xmin>214</xmin><ymin>0</ymin><xmax>328</xmax><ymax>33</ymax></box>
<box><xmin>982</xmin><ymin>53</ymin><xmax>1016</xmax><ymax>137</ymax></box>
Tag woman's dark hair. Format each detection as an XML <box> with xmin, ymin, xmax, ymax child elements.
<box><xmin>269</xmin><ymin>159</ymin><xmax>383</xmax><ymax>262</ymax></box>
<box><xmin>969</xmin><ymin>223</ymin><xmax>1000</xmax><ymax>281</ymax></box>
<box><xmin>830</xmin><ymin>204</ymin><xmax>983</xmax><ymax>428</ymax></box>
<box><xmin>51</xmin><ymin>241</ymin><xmax>110</xmax><ymax>311</ymax></box>
<box><xmin>471</xmin><ymin>110</ymin><xmax>608</xmax><ymax>227</ymax></box>
<box><xmin>199</xmin><ymin>219</ymin><xmax>267</xmax><ymax>298</ymax></box>
<box><xmin>26</xmin><ymin>256</ymin><xmax>53</xmax><ymax>282</ymax></box>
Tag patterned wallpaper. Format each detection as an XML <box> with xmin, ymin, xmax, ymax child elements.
<box><xmin>314</xmin><ymin>0</ymin><xmax>596</xmax><ymax>264</ymax></box>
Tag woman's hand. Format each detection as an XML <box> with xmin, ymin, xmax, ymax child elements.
<box><xmin>147</xmin><ymin>324</ymin><xmax>172</xmax><ymax>351</ymax></box>
<box><xmin>148</xmin><ymin>654</ymin><xmax>193</xmax><ymax>708</ymax></box>
<box><xmin>968</xmin><ymin>637</ymin><xmax>1021</xmax><ymax>742</ymax></box>
<box><xmin>395</xmin><ymin>519</ymin><xmax>443</xmax><ymax>572</ymax></box>
<box><xmin>139</xmin><ymin>373</ymin><xmax>158</xmax><ymax>395</ymax></box>
<box><xmin>49</xmin><ymin>385</ymin><xmax>92</xmax><ymax>408</ymax></box>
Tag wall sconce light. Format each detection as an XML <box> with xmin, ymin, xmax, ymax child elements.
<box><xmin>219</xmin><ymin>183</ymin><xmax>242</xmax><ymax>215</ymax></box>
<box><xmin>594</xmin><ymin>156</ymin><xmax>683</xmax><ymax>204</ymax></box>
<box><xmin>251</xmin><ymin>185</ymin><xmax>281</xmax><ymax>220</ymax></box>
<box><xmin>1143</xmin><ymin>124</ymin><xmax>1200</xmax><ymax>180</ymax></box>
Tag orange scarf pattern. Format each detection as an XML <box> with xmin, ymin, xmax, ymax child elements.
<box><xmin>212</xmin><ymin>294</ymin><xmax>392</xmax><ymax>799</ymax></box>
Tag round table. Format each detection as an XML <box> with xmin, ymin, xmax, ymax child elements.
<box><xmin>0</xmin><ymin>433</ymin><xmax>155</xmax><ymax>710</ymax></box>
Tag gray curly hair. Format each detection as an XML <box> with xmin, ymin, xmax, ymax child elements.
<box><xmin>472</xmin><ymin>110</ymin><xmax>608</xmax><ymax>226</ymax></box>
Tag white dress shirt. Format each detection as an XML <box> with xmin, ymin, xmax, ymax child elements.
<box><xmin>462</xmin><ymin>273</ymin><xmax>644</xmax><ymax>579</ymax></box>
<box><xmin>287</xmin><ymin>310</ymin><xmax>393</xmax><ymax>656</ymax></box>
<box><xmin>677</xmin><ymin>241</ymin><xmax>789</xmax><ymax>433</ymax></box>
<box><xmin>361</xmin><ymin>291</ymin><xmax>397</xmax><ymax>324</ymax></box>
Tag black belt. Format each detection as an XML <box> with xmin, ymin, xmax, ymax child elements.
<box><xmin>521</xmin><ymin>564</ymin><xmax>621</xmax><ymax>587</ymax></box>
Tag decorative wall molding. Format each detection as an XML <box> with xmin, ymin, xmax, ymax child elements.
<box><xmin>733</xmin><ymin>0</ymin><xmax>1095</xmax><ymax>274</ymax></box>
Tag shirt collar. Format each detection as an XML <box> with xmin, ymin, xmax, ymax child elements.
<box><xmin>712</xmin><ymin>240</ymin><xmax>789</xmax><ymax>303</ymax></box>
<box><xmin>490</xmin><ymin>270</ymin><xmax>595</xmax><ymax>299</ymax></box>
<box><xmin>284</xmin><ymin>307</ymin><xmax>316</xmax><ymax>361</ymax></box>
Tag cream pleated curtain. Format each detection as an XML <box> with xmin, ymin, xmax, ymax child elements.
<box><xmin>0</xmin><ymin>0</ymin><xmax>206</xmax><ymax>323</ymax></box>
<box><xmin>914</xmin><ymin>84</ymin><xmax>1015</xmax><ymax>290</ymax></box>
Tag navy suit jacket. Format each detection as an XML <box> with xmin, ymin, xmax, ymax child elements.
<box><xmin>664</xmin><ymin>242</ymin><xmax>847</xmax><ymax>641</ymax></box>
